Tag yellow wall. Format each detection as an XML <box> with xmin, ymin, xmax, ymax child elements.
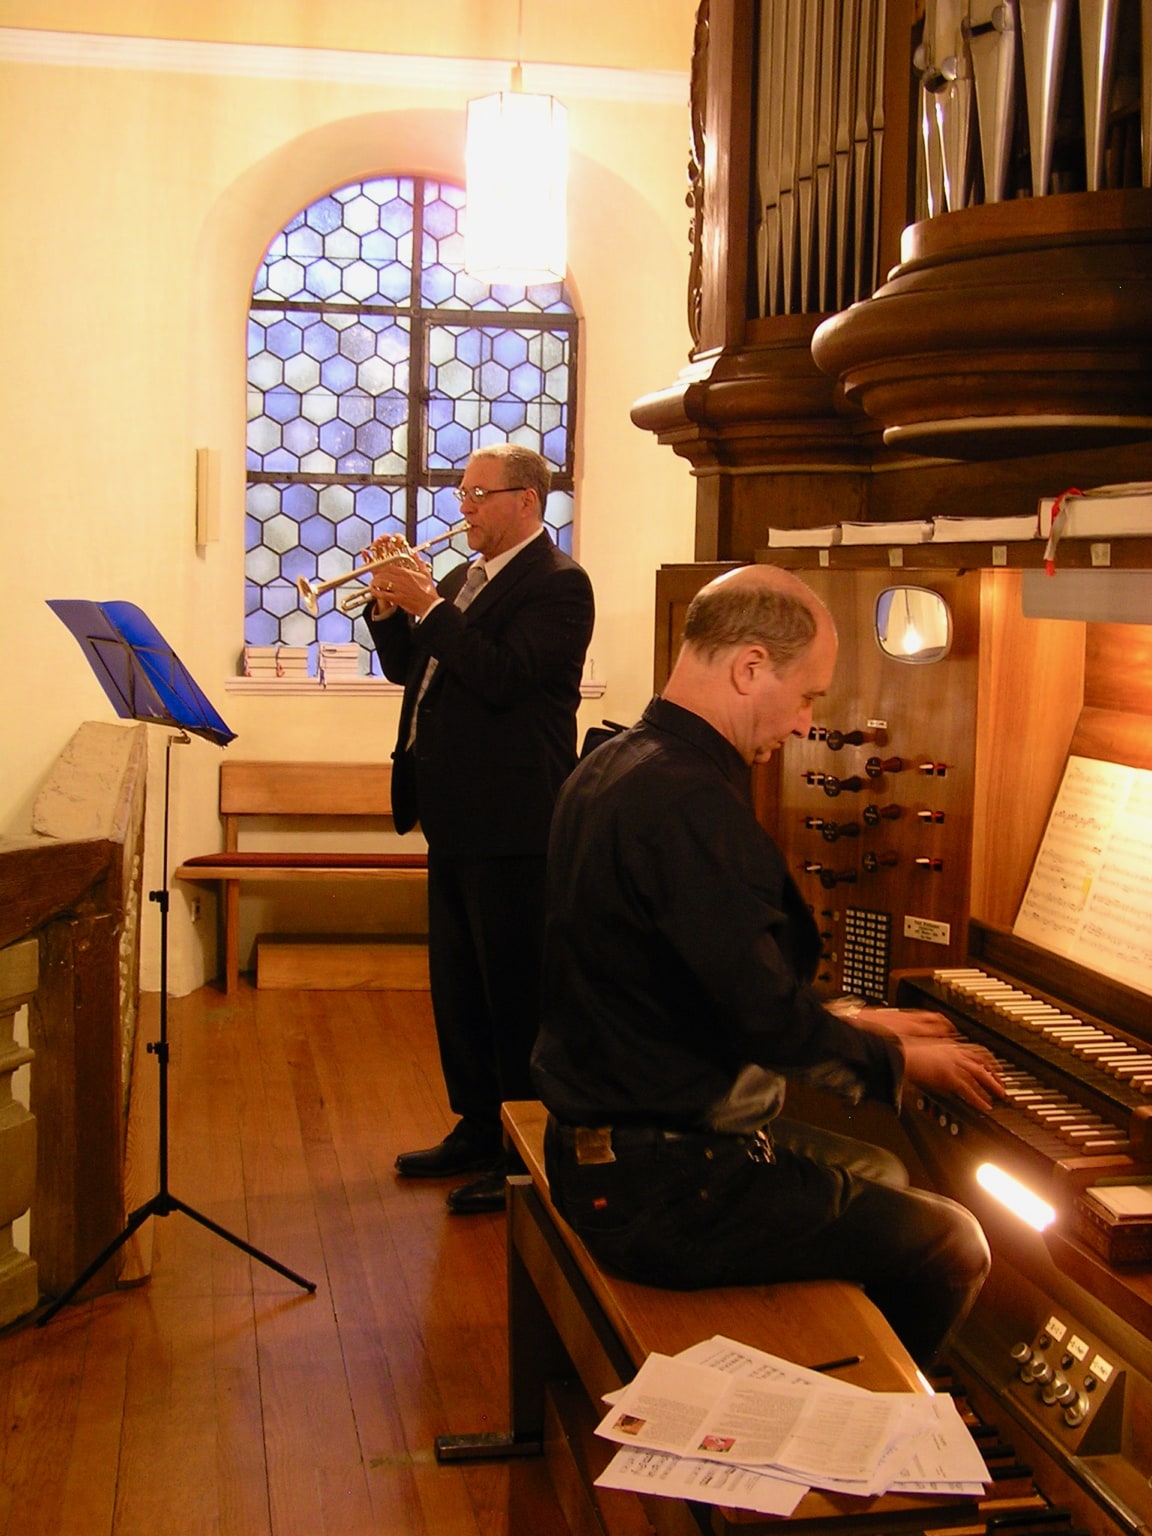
<box><xmin>0</xmin><ymin>0</ymin><xmax>695</xmax><ymax>70</ymax></box>
<box><xmin>0</xmin><ymin>4</ymin><xmax>698</xmax><ymax>991</ymax></box>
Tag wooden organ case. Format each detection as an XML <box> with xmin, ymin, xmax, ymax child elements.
<box><xmin>637</xmin><ymin>5</ymin><xmax>1152</xmax><ymax>1536</ymax></box>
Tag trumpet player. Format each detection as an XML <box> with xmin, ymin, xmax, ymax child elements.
<box><xmin>364</xmin><ymin>443</ymin><xmax>595</xmax><ymax>1215</ymax></box>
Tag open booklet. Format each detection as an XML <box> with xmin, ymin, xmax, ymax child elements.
<box><xmin>594</xmin><ymin>1335</ymin><xmax>989</xmax><ymax>1515</ymax></box>
<box><xmin>1014</xmin><ymin>755</ymin><xmax>1152</xmax><ymax>998</ymax></box>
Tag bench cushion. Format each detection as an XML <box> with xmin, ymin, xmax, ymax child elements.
<box><xmin>180</xmin><ymin>851</ymin><xmax>427</xmax><ymax>870</ymax></box>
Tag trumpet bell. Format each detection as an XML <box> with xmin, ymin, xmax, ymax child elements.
<box><xmin>295</xmin><ymin>574</ymin><xmax>321</xmax><ymax>617</ymax></box>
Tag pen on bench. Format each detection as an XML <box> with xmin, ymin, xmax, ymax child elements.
<box><xmin>808</xmin><ymin>1354</ymin><xmax>863</xmax><ymax>1373</ymax></box>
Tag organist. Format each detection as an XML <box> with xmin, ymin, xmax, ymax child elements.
<box><xmin>532</xmin><ymin>564</ymin><xmax>1004</xmax><ymax>1367</ymax></box>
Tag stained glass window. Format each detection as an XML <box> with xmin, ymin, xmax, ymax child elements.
<box><xmin>246</xmin><ymin>176</ymin><xmax>578</xmax><ymax>672</ymax></box>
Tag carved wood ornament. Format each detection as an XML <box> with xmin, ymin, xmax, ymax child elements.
<box><xmin>635</xmin><ymin>0</ymin><xmax>1152</xmax><ymax>560</ymax></box>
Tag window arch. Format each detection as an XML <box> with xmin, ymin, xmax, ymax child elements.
<box><xmin>245</xmin><ymin>175</ymin><xmax>578</xmax><ymax>669</ymax></box>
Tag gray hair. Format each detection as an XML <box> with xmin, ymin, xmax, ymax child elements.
<box><xmin>683</xmin><ymin>581</ymin><xmax>819</xmax><ymax>669</ymax></box>
<box><xmin>470</xmin><ymin>443</ymin><xmax>551</xmax><ymax>517</ymax></box>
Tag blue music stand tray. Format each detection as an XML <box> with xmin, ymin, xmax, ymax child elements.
<box><xmin>39</xmin><ymin>601</ymin><xmax>314</xmax><ymax>1322</ymax></box>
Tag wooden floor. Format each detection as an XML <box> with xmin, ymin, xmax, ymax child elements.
<box><xmin>0</xmin><ymin>983</ymin><xmax>571</xmax><ymax>1536</ymax></box>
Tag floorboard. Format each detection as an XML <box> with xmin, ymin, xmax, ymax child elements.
<box><xmin>0</xmin><ymin>982</ymin><xmax>571</xmax><ymax>1536</ymax></box>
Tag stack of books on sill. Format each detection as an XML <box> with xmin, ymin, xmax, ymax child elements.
<box><xmin>241</xmin><ymin>645</ymin><xmax>279</xmax><ymax>677</ymax></box>
<box><xmin>318</xmin><ymin>643</ymin><xmax>363</xmax><ymax>688</ymax></box>
<box><xmin>276</xmin><ymin>646</ymin><xmax>310</xmax><ymax>679</ymax></box>
<box><xmin>241</xmin><ymin>645</ymin><xmax>313</xmax><ymax>680</ymax></box>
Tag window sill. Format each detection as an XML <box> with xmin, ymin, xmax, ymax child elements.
<box><xmin>225</xmin><ymin>677</ymin><xmax>608</xmax><ymax>698</ymax></box>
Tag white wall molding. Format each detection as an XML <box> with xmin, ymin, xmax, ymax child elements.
<box><xmin>0</xmin><ymin>26</ymin><xmax>688</xmax><ymax>104</ymax></box>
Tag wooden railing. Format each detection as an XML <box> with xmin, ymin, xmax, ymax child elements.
<box><xmin>0</xmin><ymin>721</ymin><xmax>147</xmax><ymax>1316</ymax></box>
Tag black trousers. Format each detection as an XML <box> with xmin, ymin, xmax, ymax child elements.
<box><xmin>426</xmin><ymin>850</ymin><xmax>547</xmax><ymax>1143</ymax></box>
<box><xmin>544</xmin><ymin>1115</ymin><xmax>990</xmax><ymax>1368</ymax></box>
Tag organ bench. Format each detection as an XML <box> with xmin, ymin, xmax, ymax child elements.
<box><xmin>444</xmin><ymin>1099</ymin><xmax>979</xmax><ymax>1536</ymax></box>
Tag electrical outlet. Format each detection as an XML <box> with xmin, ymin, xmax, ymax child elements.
<box><xmin>190</xmin><ymin>898</ymin><xmax>202</xmax><ymax>923</ymax></box>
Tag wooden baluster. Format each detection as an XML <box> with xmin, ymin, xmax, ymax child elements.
<box><xmin>0</xmin><ymin>939</ymin><xmax>39</xmax><ymax>1325</ymax></box>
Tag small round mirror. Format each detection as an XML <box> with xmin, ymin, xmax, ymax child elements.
<box><xmin>875</xmin><ymin>586</ymin><xmax>952</xmax><ymax>664</ymax></box>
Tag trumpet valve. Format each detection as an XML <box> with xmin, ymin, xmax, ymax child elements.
<box><xmin>337</xmin><ymin>583</ymin><xmax>375</xmax><ymax>615</ymax></box>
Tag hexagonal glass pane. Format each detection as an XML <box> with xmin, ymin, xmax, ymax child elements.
<box><xmin>248</xmin><ymin>350</ymin><xmax>284</xmax><ymax>390</ymax></box>
<box><xmin>247</xmin><ymin>482</ymin><xmax>281</xmax><ymax>520</ymax></box>
<box><xmin>282</xmin><ymin>483</ymin><xmax>319</xmax><ymax>520</ymax></box>
<box><xmin>284</xmin><ymin>353</ymin><xmax>321</xmax><ymax>391</ymax></box>
<box><xmin>247</xmin><ymin>416</ymin><xmax>281</xmax><ymax>457</ymax></box>
<box><xmin>299</xmin><ymin>513</ymin><xmax>336</xmax><ymax>554</ymax></box>
<box><xmin>265</xmin><ymin>318</ymin><xmax>302</xmax><ymax>360</ymax></box>
<box><xmin>318</xmin><ymin>484</ymin><xmax>355</xmax><ymax>521</ymax></box>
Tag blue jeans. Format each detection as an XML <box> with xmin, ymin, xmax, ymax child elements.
<box><xmin>543</xmin><ymin>1115</ymin><xmax>989</xmax><ymax>1368</ymax></box>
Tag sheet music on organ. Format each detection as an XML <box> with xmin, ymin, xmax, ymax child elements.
<box><xmin>1013</xmin><ymin>755</ymin><xmax>1152</xmax><ymax>998</ymax></box>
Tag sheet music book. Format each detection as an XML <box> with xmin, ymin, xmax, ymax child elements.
<box><xmin>1013</xmin><ymin>755</ymin><xmax>1152</xmax><ymax>998</ymax></box>
<box><xmin>765</xmin><ymin>525</ymin><xmax>843</xmax><ymax>548</ymax></box>
<box><xmin>1037</xmin><ymin>483</ymin><xmax>1152</xmax><ymax>538</ymax></box>
<box><xmin>839</xmin><ymin>521</ymin><xmax>933</xmax><ymax>545</ymax></box>
<box><xmin>931</xmin><ymin>514</ymin><xmax>1040</xmax><ymax>543</ymax></box>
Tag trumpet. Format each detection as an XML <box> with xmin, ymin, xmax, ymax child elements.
<box><xmin>295</xmin><ymin>520</ymin><xmax>471</xmax><ymax>616</ymax></box>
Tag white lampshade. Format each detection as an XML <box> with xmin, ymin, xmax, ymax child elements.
<box><xmin>464</xmin><ymin>90</ymin><xmax>568</xmax><ymax>286</ymax></box>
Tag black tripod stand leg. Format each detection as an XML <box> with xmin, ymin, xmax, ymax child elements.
<box><xmin>36</xmin><ymin>1200</ymin><xmax>158</xmax><ymax>1326</ymax></box>
<box><xmin>169</xmin><ymin>1197</ymin><xmax>316</xmax><ymax>1292</ymax></box>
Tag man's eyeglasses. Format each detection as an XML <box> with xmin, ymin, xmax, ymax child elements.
<box><xmin>452</xmin><ymin>485</ymin><xmax>528</xmax><ymax>505</ymax></box>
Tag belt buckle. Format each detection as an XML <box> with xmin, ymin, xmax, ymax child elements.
<box><xmin>747</xmin><ymin>1127</ymin><xmax>775</xmax><ymax>1165</ymax></box>
<box><xmin>574</xmin><ymin>1126</ymin><xmax>617</xmax><ymax>1165</ymax></box>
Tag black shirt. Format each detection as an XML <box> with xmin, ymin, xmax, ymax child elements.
<box><xmin>532</xmin><ymin>696</ymin><xmax>902</xmax><ymax>1133</ymax></box>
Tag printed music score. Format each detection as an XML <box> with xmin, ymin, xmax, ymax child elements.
<box><xmin>1014</xmin><ymin>756</ymin><xmax>1152</xmax><ymax>998</ymax></box>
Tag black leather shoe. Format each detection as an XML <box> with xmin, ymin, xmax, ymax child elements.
<box><xmin>394</xmin><ymin>1123</ymin><xmax>501</xmax><ymax>1179</ymax></box>
<box><xmin>446</xmin><ymin>1167</ymin><xmax>507</xmax><ymax>1215</ymax></box>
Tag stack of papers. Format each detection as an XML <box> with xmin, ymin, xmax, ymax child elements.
<box><xmin>594</xmin><ymin>1336</ymin><xmax>988</xmax><ymax>1517</ymax></box>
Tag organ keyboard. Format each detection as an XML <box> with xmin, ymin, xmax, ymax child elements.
<box><xmin>900</xmin><ymin>966</ymin><xmax>1152</xmax><ymax>1179</ymax></box>
<box><xmin>892</xmin><ymin>921</ymin><xmax>1152</xmax><ymax>1536</ymax></box>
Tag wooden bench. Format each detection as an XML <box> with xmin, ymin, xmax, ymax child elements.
<box><xmin>443</xmin><ymin>1101</ymin><xmax>978</xmax><ymax>1536</ymax></box>
<box><xmin>174</xmin><ymin>761</ymin><xmax>427</xmax><ymax>994</ymax></box>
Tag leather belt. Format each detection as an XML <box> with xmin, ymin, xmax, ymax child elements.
<box><xmin>550</xmin><ymin>1118</ymin><xmax>775</xmax><ymax>1166</ymax></box>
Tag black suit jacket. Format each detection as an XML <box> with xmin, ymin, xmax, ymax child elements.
<box><xmin>366</xmin><ymin>531</ymin><xmax>595</xmax><ymax>858</ymax></box>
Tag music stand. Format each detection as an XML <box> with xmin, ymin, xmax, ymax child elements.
<box><xmin>37</xmin><ymin>601</ymin><xmax>315</xmax><ymax>1324</ymax></box>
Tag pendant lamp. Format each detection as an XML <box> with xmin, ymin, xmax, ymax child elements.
<box><xmin>464</xmin><ymin>13</ymin><xmax>568</xmax><ymax>286</ymax></box>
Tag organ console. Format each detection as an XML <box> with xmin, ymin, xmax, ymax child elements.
<box><xmin>652</xmin><ymin>561</ymin><xmax>1152</xmax><ymax>1536</ymax></box>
